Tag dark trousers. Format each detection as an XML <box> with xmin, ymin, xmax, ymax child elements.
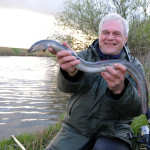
<box><xmin>45</xmin><ymin>137</ymin><xmax>130</xmax><ymax>150</ymax></box>
<box><xmin>92</xmin><ymin>137</ymin><xmax>130</xmax><ymax>150</ymax></box>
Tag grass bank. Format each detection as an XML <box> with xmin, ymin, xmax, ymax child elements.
<box><xmin>0</xmin><ymin>47</ymin><xmax>54</xmax><ymax>57</ymax></box>
<box><xmin>0</xmin><ymin>116</ymin><xmax>63</xmax><ymax>150</ymax></box>
<box><xmin>0</xmin><ymin>125</ymin><xmax>59</xmax><ymax>150</ymax></box>
<box><xmin>0</xmin><ymin>113</ymin><xmax>149</xmax><ymax>150</ymax></box>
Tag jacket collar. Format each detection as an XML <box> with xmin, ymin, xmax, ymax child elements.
<box><xmin>97</xmin><ymin>47</ymin><xmax>124</xmax><ymax>60</ymax></box>
<box><xmin>90</xmin><ymin>39</ymin><xmax>126</xmax><ymax>60</ymax></box>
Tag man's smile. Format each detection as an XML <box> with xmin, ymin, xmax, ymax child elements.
<box><xmin>104</xmin><ymin>43</ymin><xmax>117</xmax><ymax>46</ymax></box>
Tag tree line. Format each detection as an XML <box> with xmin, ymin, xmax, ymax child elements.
<box><xmin>51</xmin><ymin>0</ymin><xmax>150</xmax><ymax>57</ymax></box>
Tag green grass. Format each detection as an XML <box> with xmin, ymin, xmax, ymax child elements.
<box><xmin>12</xmin><ymin>48</ymin><xmax>20</xmax><ymax>55</ymax></box>
<box><xmin>0</xmin><ymin>119</ymin><xmax>62</xmax><ymax>150</ymax></box>
<box><xmin>0</xmin><ymin>47</ymin><xmax>55</xmax><ymax>57</ymax></box>
<box><xmin>0</xmin><ymin>113</ymin><xmax>149</xmax><ymax>150</ymax></box>
<box><xmin>131</xmin><ymin>115</ymin><xmax>148</xmax><ymax>134</ymax></box>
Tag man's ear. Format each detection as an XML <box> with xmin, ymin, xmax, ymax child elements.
<box><xmin>125</xmin><ymin>36</ymin><xmax>128</xmax><ymax>44</ymax></box>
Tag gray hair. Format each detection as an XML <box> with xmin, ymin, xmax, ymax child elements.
<box><xmin>99</xmin><ymin>13</ymin><xmax>129</xmax><ymax>37</ymax></box>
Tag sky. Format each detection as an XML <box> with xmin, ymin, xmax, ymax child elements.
<box><xmin>0</xmin><ymin>0</ymin><xmax>65</xmax><ymax>49</ymax></box>
<box><xmin>0</xmin><ymin>0</ymin><xmax>149</xmax><ymax>49</ymax></box>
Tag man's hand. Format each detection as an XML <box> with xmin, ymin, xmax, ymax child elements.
<box><xmin>101</xmin><ymin>64</ymin><xmax>127</xmax><ymax>94</ymax></box>
<box><xmin>48</xmin><ymin>42</ymin><xmax>80</xmax><ymax>76</ymax></box>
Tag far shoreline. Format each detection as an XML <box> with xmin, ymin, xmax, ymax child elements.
<box><xmin>0</xmin><ymin>47</ymin><xmax>54</xmax><ymax>57</ymax></box>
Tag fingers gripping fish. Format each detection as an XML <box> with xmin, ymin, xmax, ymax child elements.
<box><xmin>27</xmin><ymin>40</ymin><xmax>149</xmax><ymax>114</ymax></box>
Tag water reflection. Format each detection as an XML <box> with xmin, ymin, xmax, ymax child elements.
<box><xmin>0</xmin><ymin>56</ymin><xmax>69</xmax><ymax>140</ymax></box>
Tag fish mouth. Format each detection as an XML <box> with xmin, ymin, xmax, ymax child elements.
<box><xmin>26</xmin><ymin>48</ymin><xmax>33</xmax><ymax>55</ymax></box>
<box><xmin>26</xmin><ymin>49</ymin><xmax>31</xmax><ymax>53</ymax></box>
<box><xmin>27</xmin><ymin>46</ymin><xmax>34</xmax><ymax>53</ymax></box>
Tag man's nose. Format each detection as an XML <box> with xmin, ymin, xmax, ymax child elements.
<box><xmin>107</xmin><ymin>33</ymin><xmax>114</xmax><ymax>40</ymax></box>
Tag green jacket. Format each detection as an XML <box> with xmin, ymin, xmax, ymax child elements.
<box><xmin>48</xmin><ymin>40</ymin><xmax>145</xmax><ymax>150</ymax></box>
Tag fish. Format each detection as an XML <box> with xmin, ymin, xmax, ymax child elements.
<box><xmin>28</xmin><ymin>39</ymin><xmax>149</xmax><ymax>114</ymax></box>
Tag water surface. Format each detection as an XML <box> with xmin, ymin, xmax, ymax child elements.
<box><xmin>0</xmin><ymin>56</ymin><xmax>68</xmax><ymax>140</ymax></box>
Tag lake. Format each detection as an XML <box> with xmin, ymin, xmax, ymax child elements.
<box><xmin>0</xmin><ymin>56</ymin><xmax>69</xmax><ymax>140</ymax></box>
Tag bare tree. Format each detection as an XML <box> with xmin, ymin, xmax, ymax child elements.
<box><xmin>51</xmin><ymin>0</ymin><xmax>150</xmax><ymax>54</ymax></box>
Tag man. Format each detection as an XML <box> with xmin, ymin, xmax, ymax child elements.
<box><xmin>45</xmin><ymin>13</ymin><xmax>144</xmax><ymax>150</ymax></box>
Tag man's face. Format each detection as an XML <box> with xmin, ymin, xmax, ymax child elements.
<box><xmin>99</xmin><ymin>20</ymin><xmax>128</xmax><ymax>55</ymax></box>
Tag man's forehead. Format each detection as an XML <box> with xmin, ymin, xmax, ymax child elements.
<box><xmin>101</xmin><ymin>20</ymin><xmax>124</xmax><ymax>33</ymax></box>
<box><xmin>102</xmin><ymin>19</ymin><xmax>123</xmax><ymax>27</ymax></box>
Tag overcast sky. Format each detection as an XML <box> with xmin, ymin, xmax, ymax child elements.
<box><xmin>0</xmin><ymin>0</ymin><xmax>65</xmax><ymax>48</ymax></box>
<box><xmin>0</xmin><ymin>0</ymin><xmax>65</xmax><ymax>14</ymax></box>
